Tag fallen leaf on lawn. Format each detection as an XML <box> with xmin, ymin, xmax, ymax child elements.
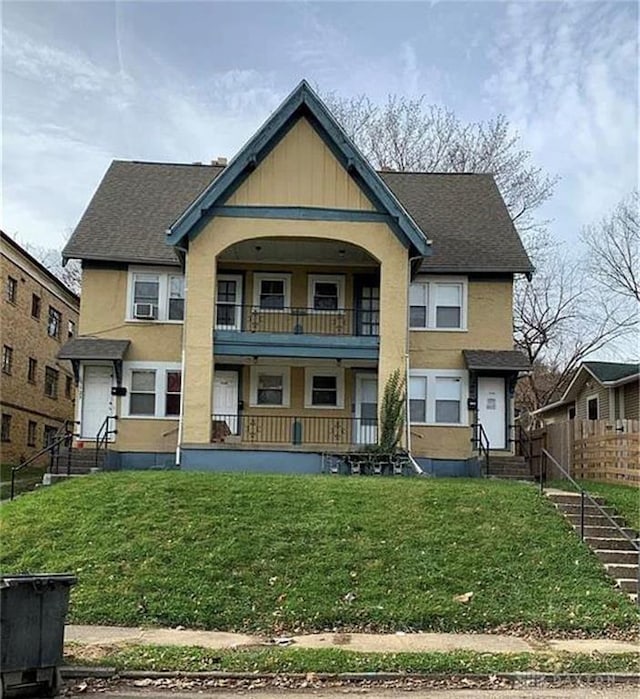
<box><xmin>453</xmin><ymin>591</ymin><xmax>474</xmax><ymax>603</ymax></box>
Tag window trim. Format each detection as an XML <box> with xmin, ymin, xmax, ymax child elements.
<box><xmin>31</xmin><ymin>294</ymin><xmax>41</xmax><ymax>319</ymax></box>
<box><xmin>124</xmin><ymin>362</ymin><xmax>182</xmax><ymax>419</ymax></box>
<box><xmin>6</xmin><ymin>276</ymin><xmax>17</xmax><ymax>304</ymax></box>
<box><xmin>304</xmin><ymin>368</ymin><xmax>345</xmax><ymax>410</ymax></box>
<box><xmin>252</xmin><ymin>273</ymin><xmax>291</xmax><ymax>311</ymax></box>
<box><xmin>408</xmin><ymin>369</ymin><xmax>469</xmax><ymax>426</ymax></box>
<box><xmin>2</xmin><ymin>345</ymin><xmax>13</xmax><ymax>375</ymax></box>
<box><xmin>249</xmin><ymin>366</ymin><xmax>291</xmax><ymax>408</ymax></box>
<box><xmin>409</xmin><ymin>276</ymin><xmax>468</xmax><ymax>332</ymax></box>
<box><xmin>44</xmin><ymin>366</ymin><xmax>59</xmax><ymax>399</ymax></box>
<box><xmin>27</xmin><ymin>357</ymin><xmax>37</xmax><ymax>384</ymax></box>
<box><xmin>1</xmin><ymin>413</ymin><xmax>11</xmax><ymax>442</ymax></box>
<box><xmin>126</xmin><ymin>267</ymin><xmax>185</xmax><ymax>324</ymax></box>
<box><xmin>215</xmin><ymin>273</ymin><xmax>243</xmax><ymax>330</ymax></box>
<box><xmin>586</xmin><ymin>394</ymin><xmax>599</xmax><ymax>421</ymax></box>
<box><xmin>307</xmin><ymin>274</ymin><xmax>346</xmax><ymax>313</ymax></box>
<box><xmin>47</xmin><ymin>305</ymin><xmax>62</xmax><ymax>339</ymax></box>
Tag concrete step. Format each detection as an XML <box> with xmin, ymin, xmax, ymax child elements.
<box><xmin>547</xmin><ymin>492</ymin><xmax>605</xmax><ymax>506</ymax></box>
<box><xmin>564</xmin><ymin>513</ymin><xmax>627</xmax><ymax>527</ymax></box>
<box><xmin>585</xmin><ymin>536</ymin><xmax>639</xmax><ymax>551</ymax></box>
<box><xmin>604</xmin><ymin>563</ymin><xmax>640</xmax><ymax>579</ymax></box>
<box><xmin>616</xmin><ymin>578</ymin><xmax>639</xmax><ymax>594</ymax></box>
<box><xmin>555</xmin><ymin>503</ymin><xmax>617</xmax><ymax>516</ymax></box>
<box><xmin>579</xmin><ymin>525</ymin><xmax>637</xmax><ymax>539</ymax></box>
<box><xmin>595</xmin><ymin>549</ymin><xmax>640</xmax><ymax>564</ymax></box>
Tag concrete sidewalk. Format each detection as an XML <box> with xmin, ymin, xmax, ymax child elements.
<box><xmin>65</xmin><ymin>625</ymin><xmax>639</xmax><ymax>655</ymax></box>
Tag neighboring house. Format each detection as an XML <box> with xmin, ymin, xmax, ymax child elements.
<box><xmin>59</xmin><ymin>81</ymin><xmax>532</xmax><ymax>475</ymax></box>
<box><xmin>1</xmin><ymin>231</ymin><xmax>80</xmax><ymax>464</ymax></box>
<box><xmin>533</xmin><ymin>361</ymin><xmax>640</xmax><ymax>425</ymax></box>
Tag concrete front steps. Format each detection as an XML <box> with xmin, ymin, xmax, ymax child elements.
<box><xmin>546</xmin><ymin>490</ymin><xmax>639</xmax><ymax>601</ymax></box>
<box><xmin>42</xmin><ymin>448</ymin><xmax>105</xmax><ymax>486</ymax></box>
<box><xmin>487</xmin><ymin>455</ymin><xmax>533</xmax><ymax>481</ymax></box>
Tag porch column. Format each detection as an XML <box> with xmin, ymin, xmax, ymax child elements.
<box><xmin>182</xmin><ymin>251</ymin><xmax>216</xmax><ymax>444</ymax></box>
<box><xmin>377</xmin><ymin>251</ymin><xmax>409</xmax><ymax>448</ymax></box>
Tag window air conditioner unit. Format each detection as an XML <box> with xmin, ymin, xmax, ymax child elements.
<box><xmin>134</xmin><ymin>303</ymin><xmax>158</xmax><ymax>319</ymax></box>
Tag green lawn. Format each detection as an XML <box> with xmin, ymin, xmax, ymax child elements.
<box><xmin>1</xmin><ymin>472</ymin><xmax>638</xmax><ymax>634</ymax></box>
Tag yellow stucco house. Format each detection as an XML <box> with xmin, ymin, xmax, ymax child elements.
<box><xmin>60</xmin><ymin>81</ymin><xmax>532</xmax><ymax>476</ymax></box>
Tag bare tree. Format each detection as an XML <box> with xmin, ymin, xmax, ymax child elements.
<box><xmin>582</xmin><ymin>191</ymin><xmax>639</xmax><ymax>303</ymax></box>
<box><xmin>323</xmin><ymin>92</ymin><xmax>558</xmax><ymax>246</ymax></box>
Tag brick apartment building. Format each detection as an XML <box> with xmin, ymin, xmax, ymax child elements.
<box><xmin>1</xmin><ymin>231</ymin><xmax>80</xmax><ymax>465</ymax></box>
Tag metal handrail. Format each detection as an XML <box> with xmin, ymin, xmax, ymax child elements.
<box><xmin>509</xmin><ymin>423</ymin><xmax>532</xmax><ymax>462</ymax></box>
<box><xmin>10</xmin><ymin>423</ymin><xmax>76</xmax><ymax>500</ymax></box>
<box><xmin>95</xmin><ymin>415</ymin><xmax>118</xmax><ymax>469</ymax></box>
<box><xmin>471</xmin><ymin>422</ymin><xmax>490</xmax><ymax>476</ymax></box>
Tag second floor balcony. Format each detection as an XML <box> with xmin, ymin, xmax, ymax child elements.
<box><xmin>214</xmin><ymin>304</ymin><xmax>380</xmax><ymax>360</ymax></box>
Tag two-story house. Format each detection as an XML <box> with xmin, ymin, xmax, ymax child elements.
<box><xmin>1</xmin><ymin>231</ymin><xmax>80</xmax><ymax>464</ymax></box>
<box><xmin>59</xmin><ymin>81</ymin><xmax>532</xmax><ymax>475</ymax></box>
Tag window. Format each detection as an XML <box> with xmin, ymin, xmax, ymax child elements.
<box><xmin>6</xmin><ymin>276</ymin><xmax>17</xmax><ymax>303</ymax></box>
<box><xmin>568</xmin><ymin>405</ymin><xmax>576</xmax><ymax>420</ymax></box>
<box><xmin>65</xmin><ymin>375</ymin><xmax>73</xmax><ymax>399</ymax></box>
<box><xmin>2</xmin><ymin>346</ymin><xmax>13</xmax><ymax>375</ymax></box>
<box><xmin>587</xmin><ymin>396</ymin><xmax>599</xmax><ymax>420</ymax></box>
<box><xmin>305</xmin><ymin>369</ymin><xmax>344</xmax><ymax>409</ymax></box>
<box><xmin>27</xmin><ymin>420</ymin><xmax>37</xmax><ymax>446</ymax></box>
<box><xmin>308</xmin><ymin>275</ymin><xmax>344</xmax><ymax>311</ymax></box>
<box><xmin>43</xmin><ymin>425</ymin><xmax>57</xmax><ymax>447</ymax></box>
<box><xmin>68</xmin><ymin>319</ymin><xmax>76</xmax><ymax>338</ymax></box>
<box><xmin>165</xmin><ymin>371</ymin><xmax>182</xmax><ymax>416</ymax></box>
<box><xmin>47</xmin><ymin>306</ymin><xmax>61</xmax><ymax>338</ymax></box>
<box><xmin>1</xmin><ymin>414</ymin><xmax>11</xmax><ymax>442</ymax></box>
<box><xmin>44</xmin><ymin>367</ymin><xmax>59</xmax><ymax>398</ymax></box>
<box><xmin>409</xmin><ymin>278</ymin><xmax>467</xmax><ymax>330</ymax></box>
<box><xmin>409</xmin><ymin>370</ymin><xmax>468</xmax><ymax>426</ymax></box>
<box><xmin>253</xmin><ymin>274</ymin><xmax>290</xmax><ymax>310</ymax></box>
<box><xmin>31</xmin><ymin>294</ymin><xmax>41</xmax><ymax>318</ymax></box>
<box><xmin>27</xmin><ymin>357</ymin><xmax>37</xmax><ymax>383</ymax></box>
<box><xmin>409</xmin><ymin>376</ymin><xmax>428</xmax><ymax>423</ymax></box>
<box><xmin>128</xmin><ymin>269</ymin><xmax>186</xmax><ymax>321</ymax></box>
<box><xmin>216</xmin><ymin>276</ymin><xmax>241</xmax><ymax>329</ymax></box>
<box><xmin>168</xmin><ymin>275</ymin><xmax>185</xmax><ymax>321</ymax></box>
<box><xmin>434</xmin><ymin>377</ymin><xmax>462</xmax><ymax>424</ymax></box>
<box><xmin>250</xmin><ymin>366</ymin><xmax>290</xmax><ymax>407</ymax></box>
<box><xmin>130</xmin><ymin>370</ymin><xmax>156</xmax><ymax>415</ymax></box>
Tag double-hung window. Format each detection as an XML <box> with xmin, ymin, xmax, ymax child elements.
<box><xmin>27</xmin><ymin>358</ymin><xmax>37</xmax><ymax>383</ymax></box>
<box><xmin>253</xmin><ymin>274</ymin><xmax>290</xmax><ymax>311</ymax></box>
<box><xmin>130</xmin><ymin>370</ymin><xmax>156</xmax><ymax>415</ymax></box>
<box><xmin>250</xmin><ymin>366</ymin><xmax>290</xmax><ymax>407</ymax></box>
<box><xmin>215</xmin><ymin>275</ymin><xmax>242</xmax><ymax>329</ymax></box>
<box><xmin>308</xmin><ymin>275</ymin><xmax>344</xmax><ymax>312</ymax></box>
<box><xmin>31</xmin><ymin>294</ymin><xmax>41</xmax><ymax>319</ymax></box>
<box><xmin>44</xmin><ymin>367</ymin><xmax>59</xmax><ymax>398</ymax></box>
<box><xmin>305</xmin><ymin>369</ymin><xmax>344</xmax><ymax>409</ymax></box>
<box><xmin>129</xmin><ymin>269</ymin><xmax>185</xmax><ymax>321</ymax></box>
<box><xmin>409</xmin><ymin>277</ymin><xmax>467</xmax><ymax>330</ymax></box>
<box><xmin>127</xmin><ymin>364</ymin><xmax>182</xmax><ymax>418</ymax></box>
<box><xmin>409</xmin><ymin>370</ymin><xmax>467</xmax><ymax>426</ymax></box>
<box><xmin>2</xmin><ymin>346</ymin><xmax>13</xmax><ymax>375</ymax></box>
<box><xmin>6</xmin><ymin>277</ymin><xmax>17</xmax><ymax>303</ymax></box>
<box><xmin>165</xmin><ymin>371</ymin><xmax>182</xmax><ymax>416</ymax></box>
<box><xmin>48</xmin><ymin>306</ymin><xmax>61</xmax><ymax>338</ymax></box>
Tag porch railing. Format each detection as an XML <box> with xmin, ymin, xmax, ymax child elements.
<box><xmin>215</xmin><ymin>304</ymin><xmax>379</xmax><ymax>337</ymax></box>
<box><xmin>211</xmin><ymin>413</ymin><xmax>378</xmax><ymax>446</ymax></box>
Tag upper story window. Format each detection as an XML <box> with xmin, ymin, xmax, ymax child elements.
<box><xmin>44</xmin><ymin>366</ymin><xmax>59</xmax><ymax>398</ymax></box>
<box><xmin>409</xmin><ymin>277</ymin><xmax>467</xmax><ymax>331</ymax></box>
<box><xmin>308</xmin><ymin>275</ymin><xmax>345</xmax><ymax>311</ymax></box>
<box><xmin>6</xmin><ymin>277</ymin><xmax>17</xmax><ymax>304</ymax></box>
<box><xmin>253</xmin><ymin>273</ymin><xmax>291</xmax><ymax>310</ymax></box>
<box><xmin>409</xmin><ymin>370</ymin><xmax>468</xmax><ymax>426</ymax></box>
<box><xmin>2</xmin><ymin>346</ymin><xmax>13</xmax><ymax>375</ymax></box>
<box><xmin>47</xmin><ymin>306</ymin><xmax>62</xmax><ymax>338</ymax></box>
<box><xmin>68</xmin><ymin>320</ymin><xmax>76</xmax><ymax>338</ymax></box>
<box><xmin>65</xmin><ymin>375</ymin><xmax>73</xmax><ymax>399</ymax></box>
<box><xmin>31</xmin><ymin>294</ymin><xmax>41</xmax><ymax>319</ymax></box>
<box><xmin>128</xmin><ymin>269</ymin><xmax>185</xmax><ymax>322</ymax></box>
<box><xmin>28</xmin><ymin>357</ymin><xmax>37</xmax><ymax>383</ymax></box>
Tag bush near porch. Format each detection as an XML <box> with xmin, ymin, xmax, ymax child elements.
<box><xmin>1</xmin><ymin>472</ymin><xmax>637</xmax><ymax>635</ymax></box>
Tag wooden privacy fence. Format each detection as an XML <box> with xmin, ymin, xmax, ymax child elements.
<box><xmin>528</xmin><ymin>419</ymin><xmax>640</xmax><ymax>485</ymax></box>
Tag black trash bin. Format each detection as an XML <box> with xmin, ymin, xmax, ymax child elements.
<box><xmin>1</xmin><ymin>574</ymin><xmax>77</xmax><ymax>698</ymax></box>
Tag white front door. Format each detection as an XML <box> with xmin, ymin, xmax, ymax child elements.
<box><xmin>213</xmin><ymin>371</ymin><xmax>239</xmax><ymax>434</ymax></box>
<box><xmin>81</xmin><ymin>365</ymin><xmax>114</xmax><ymax>438</ymax></box>
<box><xmin>477</xmin><ymin>377</ymin><xmax>506</xmax><ymax>449</ymax></box>
<box><xmin>355</xmin><ymin>374</ymin><xmax>378</xmax><ymax>445</ymax></box>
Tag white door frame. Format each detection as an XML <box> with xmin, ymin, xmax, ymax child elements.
<box><xmin>79</xmin><ymin>363</ymin><xmax>115</xmax><ymax>440</ymax></box>
<box><xmin>477</xmin><ymin>376</ymin><xmax>507</xmax><ymax>450</ymax></box>
<box><xmin>215</xmin><ymin>274</ymin><xmax>243</xmax><ymax>330</ymax></box>
<box><xmin>212</xmin><ymin>369</ymin><xmax>240</xmax><ymax>435</ymax></box>
<box><xmin>354</xmin><ymin>373</ymin><xmax>378</xmax><ymax>445</ymax></box>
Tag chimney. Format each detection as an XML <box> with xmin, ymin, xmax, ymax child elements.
<box><xmin>212</xmin><ymin>157</ymin><xmax>228</xmax><ymax>166</ymax></box>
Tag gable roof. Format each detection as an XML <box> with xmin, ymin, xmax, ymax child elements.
<box><xmin>63</xmin><ymin>162</ymin><xmax>532</xmax><ymax>273</ymax></box>
<box><xmin>165</xmin><ymin>80</ymin><xmax>430</xmax><ymax>256</ymax></box>
<box><xmin>583</xmin><ymin>361</ymin><xmax>640</xmax><ymax>384</ymax></box>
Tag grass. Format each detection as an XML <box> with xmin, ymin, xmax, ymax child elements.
<box><xmin>0</xmin><ymin>463</ymin><xmax>46</xmax><ymax>500</ymax></box>
<box><xmin>548</xmin><ymin>479</ymin><xmax>639</xmax><ymax>531</ymax></box>
<box><xmin>64</xmin><ymin>643</ymin><xmax>640</xmax><ymax>675</ymax></box>
<box><xmin>2</xmin><ymin>472</ymin><xmax>639</xmax><ymax>634</ymax></box>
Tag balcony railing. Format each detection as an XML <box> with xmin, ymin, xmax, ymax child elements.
<box><xmin>215</xmin><ymin>304</ymin><xmax>379</xmax><ymax>337</ymax></box>
<box><xmin>212</xmin><ymin>413</ymin><xmax>378</xmax><ymax>447</ymax></box>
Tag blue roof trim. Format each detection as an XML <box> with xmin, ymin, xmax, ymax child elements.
<box><xmin>166</xmin><ymin>80</ymin><xmax>431</xmax><ymax>256</ymax></box>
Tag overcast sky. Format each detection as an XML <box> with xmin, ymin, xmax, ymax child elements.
<box><xmin>2</xmin><ymin>1</ymin><xmax>638</xmax><ymax>252</ymax></box>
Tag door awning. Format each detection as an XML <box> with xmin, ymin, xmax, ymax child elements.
<box><xmin>58</xmin><ymin>338</ymin><xmax>130</xmax><ymax>361</ymax></box>
<box><xmin>463</xmin><ymin>350</ymin><xmax>530</xmax><ymax>373</ymax></box>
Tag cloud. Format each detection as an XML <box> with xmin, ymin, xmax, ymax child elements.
<box><xmin>484</xmin><ymin>2</ymin><xmax>638</xmax><ymax>239</ymax></box>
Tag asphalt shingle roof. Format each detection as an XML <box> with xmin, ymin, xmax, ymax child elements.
<box><xmin>463</xmin><ymin>349</ymin><xmax>531</xmax><ymax>372</ymax></box>
<box><xmin>58</xmin><ymin>338</ymin><xmax>131</xmax><ymax>360</ymax></box>
<box><xmin>584</xmin><ymin>361</ymin><xmax>639</xmax><ymax>383</ymax></box>
<box><xmin>64</xmin><ymin>161</ymin><xmax>533</xmax><ymax>274</ymax></box>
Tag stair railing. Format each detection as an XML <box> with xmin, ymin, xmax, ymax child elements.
<box><xmin>95</xmin><ymin>415</ymin><xmax>118</xmax><ymax>470</ymax></box>
<box><xmin>509</xmin><ymin>423</ymin><xmax>532</xmax><ymax>465</ymax></box>
<box><xmin>471</xmin><ymin>422</ymin><xmax>490</xmax><ymax>476</ymax></box>
<box><xmin>10</xmin><ymin>421</ymin><xmax>77</xmax><ymax>500</ymax></box>
<box><xmin>541</xmin><ymin>448</ymin><xmax>639</xmax><ymax>604</ymax></box>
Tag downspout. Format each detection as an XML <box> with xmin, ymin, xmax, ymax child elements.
<box><xmin>175</xmin><ymin>243</ymin><xmax>188</xmax><ymax>467</ymax></box>
<box><xmin>406</xmin><ymin>254</ymin><xmax>425</xmax><ymax>475</ymax></box>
